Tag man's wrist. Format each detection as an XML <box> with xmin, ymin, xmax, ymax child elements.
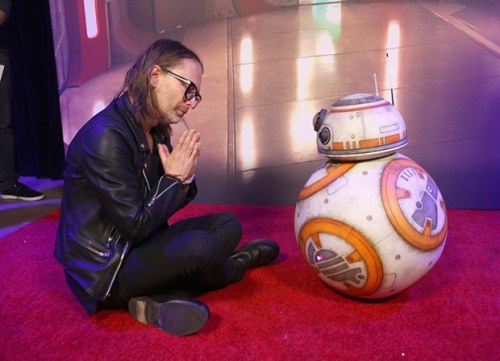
<box><xmin>181</xmin><ymin>173</ymin><xmax>196</xmax><ymax>185</ymax></box>
<box><xmin>164</xmin><ymin>173</ymin><xmax>196</xmax><ymax>185</ymax></box>
<box><xmin>164</xmin><ymin>173</ymin><xmax>183</xmax><ymax>183</ymax></box>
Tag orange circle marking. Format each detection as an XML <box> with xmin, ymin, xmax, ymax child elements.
<box><xmin>298</xmin><ymin>218</ymin><xmax>383</xmax><ymax>297</ymax></box>
<box><xmin>381</xmin><ymin>158</ymin><xmax>447</xmax><ymax>250</ymax></box>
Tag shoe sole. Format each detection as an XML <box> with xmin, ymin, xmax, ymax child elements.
<box><xmin>1</xmin><ymin>194</ymin><xmax>45</xmax><ymax>201</ymax></box>
<box><xmin>128</xmin><ymin>297</ymin><xmax>209</xmax><ymax>336</ymax></box>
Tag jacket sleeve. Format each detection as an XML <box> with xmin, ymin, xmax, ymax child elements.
<box><xmin>80</xmin><ymin>123</ymin><xmax>189</xmax><ymax>244</ymax></box>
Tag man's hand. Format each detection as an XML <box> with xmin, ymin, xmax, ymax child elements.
<box><xmin>158</xmin><ymin>129</ymin><xmax>201</xmax><ymax>182</ymax></box>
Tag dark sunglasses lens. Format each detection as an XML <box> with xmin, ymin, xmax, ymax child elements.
<box><xmin>185</xmin><ymin>84</ymin><xmax>197</xmax><ymax>100</ymax></box>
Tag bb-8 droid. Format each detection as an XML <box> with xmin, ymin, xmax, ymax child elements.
<box><xmin>294</xmin><ymin>93</ymin><xmax>447</xmax><ymax>299</ymax></box>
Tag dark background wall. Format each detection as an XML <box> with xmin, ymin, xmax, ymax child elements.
<box><xmin>6</xmin><ymin>0</ymin><xmax>65</xmax><ymax>179</ymax></box>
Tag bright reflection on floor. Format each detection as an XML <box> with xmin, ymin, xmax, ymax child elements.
<box><xmin>295</xmin><ymin>4</ymin><xmax>341</xmax><ymax>151</ymax></box>
<box><xmin>315</xmin><ymin>32</ymin><xmax>335</xmax><ymax>56</ymax></box>
<box><xmin>239</xmin><ymin>37</ymin><xmax>254</xmax><ymax>94</ymax></box>
<box><xmin>301</xmin><ymin>4</ymin><xmax>341</xmax><ymax>58</ymax></box>
<box><xmin>325</xmin><ymin>4</ymin><xmax>342</xmax><ymax>25</ymax></box>
<box><xmin>289</xmin><ymin>103</ymin><xmax>318</xmax><ymax>155</ymax></box>
<box><xmin>385</xmin><ymin>21</ymin><xmax>401</xmax><ymax>93</ymax></box>
<box><xmin>239</xmin><ymin>115</ymin><xmax>256</xmax><ymax>170</ymax></box>
<box><xmin>311</xmin><ymin>3</ymin><xmax>342</xmax><ymax>41</ymax></box>
<box><xmin>296</xmin><ymin>57</ymin><xmax>315</xmax><ymax>100</ymax></box>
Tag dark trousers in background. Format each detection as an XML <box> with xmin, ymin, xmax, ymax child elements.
<box><xmin>0</xmin><ymin>49</ymin><xmax>17</xmax><ymax>191</ymax></box>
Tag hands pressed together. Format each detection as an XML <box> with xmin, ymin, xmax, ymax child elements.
<box><xmin>158</xmin><ymin>129</ymin><xmax>201</xmax><ymax>183</ymax></box>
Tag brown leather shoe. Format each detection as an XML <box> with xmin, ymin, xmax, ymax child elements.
<box><xmin>229</xmin><ymin>239</ymin><xmax>280</xmax><ymax>270</ymax></box>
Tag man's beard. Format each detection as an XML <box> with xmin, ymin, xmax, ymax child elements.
<box><xmin>166</xmin><ymin>111</ymin><xmax>182</xmax><ymax>124</ymax></box>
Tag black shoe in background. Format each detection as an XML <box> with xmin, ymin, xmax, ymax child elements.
<box><xmin>0</xmin><ymin>182</ymin><xmax>45</xmax><ymax>201</ymax></box>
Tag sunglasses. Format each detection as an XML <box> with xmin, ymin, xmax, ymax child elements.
<box><xmin>161</xmin><ymin>68</ymin><xmax>202</xmax><ymax>109</ymax></box>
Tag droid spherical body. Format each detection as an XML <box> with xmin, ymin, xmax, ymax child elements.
<box><xmin>295</xmin><ymin>93</ymin><xmax>447</xmax><ymax>299</ymax></box>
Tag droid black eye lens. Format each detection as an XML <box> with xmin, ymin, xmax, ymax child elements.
<box><xmin>319</xmin><ymin>128</ymin><xmax>331</xmax><ymax>145</ymax></box>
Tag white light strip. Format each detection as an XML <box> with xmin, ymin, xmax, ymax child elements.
<box><xmin>83</xmin><ymin>0</ymin><xmax>98</xmax><ymax>39</ymax></box>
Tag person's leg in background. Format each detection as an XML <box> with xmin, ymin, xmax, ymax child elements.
<box><xmin>0</xmin><ymin>49</ymin><xmax>44</xmax><ymax>201</ymax></box>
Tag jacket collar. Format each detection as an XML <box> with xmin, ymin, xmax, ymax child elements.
<box><xmin>115</xmin><ymin>94</ymin><xmax>150</xmax><ymax>153</ymax></box>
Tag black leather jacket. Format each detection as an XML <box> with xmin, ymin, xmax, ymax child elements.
<box><xmin>54</xmin><ymin>94</ymin><xmax>196</xmax><ymax>310</ymax></box>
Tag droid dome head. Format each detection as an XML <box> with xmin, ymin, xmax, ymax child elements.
<box><xmin>313</xmin><ymin>93</ymin><xmax>408</xmax><ymax>161</ymax></box>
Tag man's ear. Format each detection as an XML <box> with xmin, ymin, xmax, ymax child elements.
<box><xmin>149</xmin><ymin>65</ymin><xmax>162</xmax><ymax>88</ymax></box>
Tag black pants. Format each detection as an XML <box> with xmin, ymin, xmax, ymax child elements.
<box><xmin>107</xmin><ymin>212</ymin><xmax>244</xmax><ymax>308</ymax></box>
<box><xmin>0</xmin><ymin>49</ymin><xmax>17</xmax><ymax>191</ymax></box>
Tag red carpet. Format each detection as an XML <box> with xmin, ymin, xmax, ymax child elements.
<box><xmin>1</xmin><ymin>205</ymin><xmax>498</xmax><ymax>360</ymax></box>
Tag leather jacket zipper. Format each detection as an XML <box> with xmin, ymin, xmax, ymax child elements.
<box><xmin>147</xmin><ymin>174</ymin><xmax>178</xmax><ymax>207</ymax></box>
<box><xmin>86</xmin><ymin>243</ymin><xmax>110</xmax><ymax>258</ymax></box>
<box><xmin>104</xmin><ymin>240</ymin><xmax>129</xmax><ymax>299</ymax></box>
